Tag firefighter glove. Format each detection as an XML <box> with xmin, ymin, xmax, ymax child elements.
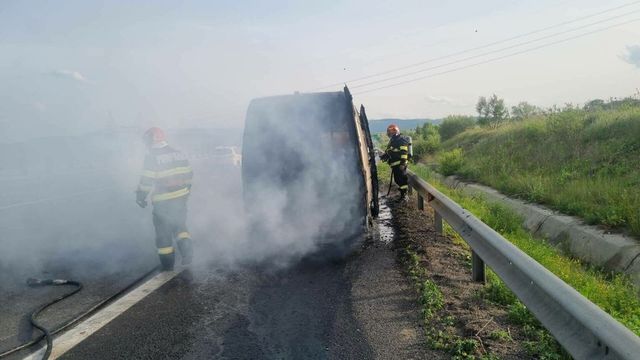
<box><xmin>135</xmin><ymin>190</ymin><xmax>148</xmax><ymax>208</ymax></box>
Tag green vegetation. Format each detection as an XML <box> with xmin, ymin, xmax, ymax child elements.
<box><xmin>376</xmin><ymin>159</ymin><xmax>391</xmax><ymax>185</ymax></box>
<box><xmin>404</xmin><ymin>247</ymin><xmax>495</xmax><ymax>359</ymax></box>
<box><xmin>439</xmin><ymin>115</ymin><xmax>476</xmax><ymax>141</ymax></box>
<box><xmin>374</xmin><ymin>96</ymin><xmax>640</xmax><ymax>357</ymax></box>
<box><xmin>411</xmin><ymin>164</ymin><xmax>640</xmax><ymax>339</ymax></box>
<box><xmin>449</xmin><ymin>338</ymin><xmax>479</xmax><ymax>360</ymax></box>
<box><xmin>406</xmin><ymin>122</ymin><xmax>441</xmax><ymax>161</ymax></box>
<box><xmin>476</xmin><ymin>94</ymin><xmax>509</xmax><ymax>128</ymax></box>
<box><xmin>510</xmin><ymin>101</ymin><xmax>542</xmax><ymax>121</ymax></box>
<box><xmin>481</xmin><ymin>269</ymin><xmax>568</xmax><ymax>359</ymax></box>
<box><xmin>438</xmin><ymin>148</ymin><xmax>464</xmax><ymax>176</ymax></box>
<box><xmin>439</xmin><ymin>98</ymin><xmax>640</xmax><ymax>236</ymax></box>
<box><xmin>407</xmin><ymin>250</ymin><xmax>445</xmax><ymax>320</ymax></box>
<box><xmin>488</xmin><ymin>330</ymin><xmax>511</xmax><ymax>342</ymax></box>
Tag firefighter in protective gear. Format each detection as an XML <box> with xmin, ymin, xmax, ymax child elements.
<box><xmin>136</xmin><ymin>127</ymin><xmax>194</xmax><ymax>270</ymax></box>
<box><xmin>380</xmin><ymin>124</ymin><xmax>412</xmax><ymax>200</ymax></box>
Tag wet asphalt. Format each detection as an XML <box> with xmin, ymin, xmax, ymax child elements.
<box><xmin>57</xmin><ymin>201</ymin><xmax>431</xmax><ymax>360</ymax></box>
<box><xmin>59</xmin><ymin>259</ymin><xmax>374</xmax><ymax>360</ymax></box>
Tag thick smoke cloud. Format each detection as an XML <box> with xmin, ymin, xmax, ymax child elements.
<box><xmin>170</xmin><ymin>93</ymin><xmax>368</xmax><ymax>273</ymax></box>
<box><xmin>0</xmin><ymin>132</ymin><xmax>152</xmax><ymax>292</ymax></box>
<box><xmin>0</xmin><ymin>91</ymin><xmax>367</xmax><ymax>296</ymax></box>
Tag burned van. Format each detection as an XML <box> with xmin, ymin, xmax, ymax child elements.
<box><xmin>242</xmin><ymin>87</ymin><xmax>378</xmax><ymax>259</ymax></box>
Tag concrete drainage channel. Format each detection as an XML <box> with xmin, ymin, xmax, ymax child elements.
<box><xmin>434</xmin><ymin>173</ymin><xmax>640</xmax><ymax>289</ymax></box>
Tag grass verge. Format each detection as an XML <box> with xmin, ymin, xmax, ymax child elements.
<box><xmin>379</xmin><ymin>160</ymin><xmax>640</xmax><ymax>359</ymax></box>
<box><xmin>401</xmin><ymin>246</ymin><xmax>497</xmax><ymax>359</ymax></box>
<box><xmin>410</xmin><ymin>163</ymin><xmax>640</xmax><ymax>336</ymax></box>
<box><xmin>439</xmin><ymin>107</ymin><xmax>640</xmax><ymax>236</ymax></box>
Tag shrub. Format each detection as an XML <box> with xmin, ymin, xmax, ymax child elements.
<box><xmin>412</xmin><ymin>135</ymin><xmax>440</xmax><ymax>161</ymax></box>
<box><xmin>439</xmin><ymin>115</ymin><xmax>476</xmax><ymax>141</ymax></box>
<box><xmin>439</xmin><ymin>148</ymin><xmax>464</xmax><ymax>176</ymax></box>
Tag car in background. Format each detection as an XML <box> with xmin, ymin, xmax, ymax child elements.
<box><xmin>209</xmin><ymin>146</ymin><xmax>241</xmax><ymax>167</ymax></box>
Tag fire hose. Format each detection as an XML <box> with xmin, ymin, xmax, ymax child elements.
<box><xmin>25</xmin><ymin>278</ymin><xmax>82</xmax><ymax>360</ymax></box>
<box><xmin>386</xmin><ymin>170</ymin><xmax>393</xmax><ymax>196</ymax></box>
<box><xmin>0</xmin><ymin>267</ymin><xmax>157</xmax><ymax>360</ymax></box>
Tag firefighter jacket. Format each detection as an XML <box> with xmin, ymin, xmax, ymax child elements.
<box><xmin>137</xmin><ymin>143</ymin><xmax>193</xmax><ymax>203</ymax></box>
<box><xmin>384</xmin><ymin>134</ymin><xmax>411</xmax><ymax>167</ymax></box>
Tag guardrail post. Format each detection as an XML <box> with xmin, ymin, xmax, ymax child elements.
<box><xmin>472</xmin><ymin>251</ymin><xmax>485</xmax><ymax>283</ymax></box>
<box><xmin>417</xmin><ymin>194</ymin><xmax>424</xmax><ymax>210</ymax></box>
<box><xmin>434</xmin><ymin>211</ymin><xmax>443</xmax><ymax>235</ymax></box>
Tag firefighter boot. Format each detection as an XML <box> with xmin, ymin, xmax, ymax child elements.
<box><xmin>158</xmin><ymin>251</ymin><xmax>175</xmax><ymax>271</ymax></box>
<box><xmin>399</xmin><ymin>189</ymin><xmax>408</xmax><ymax>202</ymax></box>
<box><xmin>177</xmin><ymin>238</ymin><xmax>193</xmax><ymax>265</ymax></box>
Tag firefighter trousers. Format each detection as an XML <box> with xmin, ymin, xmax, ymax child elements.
<box><xmin>152</xmin><ymin>195</ymin><xmax>193</xmax><ymax>270</ymax></box>
<box><xmin>392</xmin><ymin>164</ymin><xmax>408</xmax><ymax>194</ymax></box>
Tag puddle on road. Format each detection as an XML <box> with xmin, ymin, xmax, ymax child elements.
<box><xmin>377</xmin><ymin>198</ymin><xmax>395</xmax><ymax>244</ymax></box>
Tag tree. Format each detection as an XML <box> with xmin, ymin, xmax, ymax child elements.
<box><xmin>488</xmin><ymin>94</ymin><xmax>509</xmax><ymax>123</ymax></box>
<box><xmin>476</xmin><ymin>96</ymin><xmax>489</xmax><ymax>119</ymax></box>
<box><xmin>414</xmin><ymin>123</ymin><xmax>435</xmax><ymax>138</ymax></box>
<box><xmin>409</xmin><ymin>123</ymin><xmax>441</xmax><ymax>161</ymax></box>
<box><xmin>584</xmin><ymin>99</ymin><xmax>605</xmax><ymax>112</ymax></box>
<box><xmin>511</xmin><ymin>101</ymin><xmax>541</xmax><ymax>121</ymax></box>
<box><xmin>477</xmin><ymin>94</ymin><xmax>508</xmax><ymax>128</ymax></box>
<box><xmin>439</xmin><ymin>115</ymin><xmax>476</xmax><ymax>141</ymax></box>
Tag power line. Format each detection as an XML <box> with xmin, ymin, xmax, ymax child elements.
<box><xmin>312</xmin><ymin>0</ymin><xmax>640</xmax><ymax>91</ymax></box>
<box><xmin>353</xmin><ymin>18</ymin><xmax>640</xmax><ymax>95</ymax></box>
<box><xmin>350</xmin><ymin>8</ymin><xmax>640</xmax><ymax>89</ymax></box>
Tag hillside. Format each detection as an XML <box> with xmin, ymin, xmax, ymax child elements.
<box><xmin>439</xmin><ymin>105</ymin><xmax>640</xmax><ymax>236</ymax></box>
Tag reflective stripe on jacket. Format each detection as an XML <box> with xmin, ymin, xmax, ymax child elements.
<box><xmin>385</xmin><ymin>134</ymin><xmax>411</xmax><ymax>167</ymax></box>
<box><xmin>137</xmin><ymin>144</ymin><xmax>193</xmax><ymax>202</ymax></box>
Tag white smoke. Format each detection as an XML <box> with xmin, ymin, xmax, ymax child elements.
<box><xmin>179</xmin><ymin>92</ymin><xmax>368</xmax><ymax>270</ymax></box>
<box><xmin>0</xmin><ymin>91</ymin><xmax>370</xmax><ymax>296</ymax></box>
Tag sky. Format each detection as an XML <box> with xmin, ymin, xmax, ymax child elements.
<box><xmin>1</xmin><ymin>0</ymin><xmax>639</xmax><ymax>142</ymax></box>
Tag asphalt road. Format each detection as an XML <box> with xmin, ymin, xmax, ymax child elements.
<box><xmin>0</xmin><ymin>173</ymin><xmax>157</xmax><ymax>356</ymax></box>
<box><xmin>57</xmin><ymin>205</ymin><xmax>431</xmax><ymax>359</ymax></box>
<box><xmin>4</xmin><ymin>197</ymin><xmax>432</xmax><ymax>359</ymax></box>
<box><xmin>59</xmin><ymin>260</ymin><xmax>374</xmax><ymax>360</ymax></box>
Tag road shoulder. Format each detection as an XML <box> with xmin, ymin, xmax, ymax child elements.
<box><xmin>348</xmin><ymin>203</ymin><xmax>446</xmax><ymax>359</ymax></box>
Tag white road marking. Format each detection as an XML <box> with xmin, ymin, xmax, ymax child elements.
<box><xmin>22</xmin><ymin>269</ymin><xmax>184</xmax><ymax>360</ymax></box>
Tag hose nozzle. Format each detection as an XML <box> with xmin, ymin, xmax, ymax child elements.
<box><xmin>27</xmin><ymin>278</ymin><xmax>68</xmax><ymax>287</ymax></box>
<box><xmin>27</xmin><ymin>278</ymin><xmax>49</xmax><ymax>287</ymax></box>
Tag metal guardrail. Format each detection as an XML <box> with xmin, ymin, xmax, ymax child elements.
<box><xmin>406</xmin><ymin>170</ymin><xmax>640</xmax><ymax>360</ymax></box>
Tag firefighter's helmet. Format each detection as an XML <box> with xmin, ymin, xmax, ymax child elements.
<box><xmin>143</xmin><ymin>127</ymin><xmax>166</xmax><ymax>147</ymax></box>
<box><xmin>387</xmin><ymin>124</ymin><xmax>400</xmax><ymax>136</ymax></box>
